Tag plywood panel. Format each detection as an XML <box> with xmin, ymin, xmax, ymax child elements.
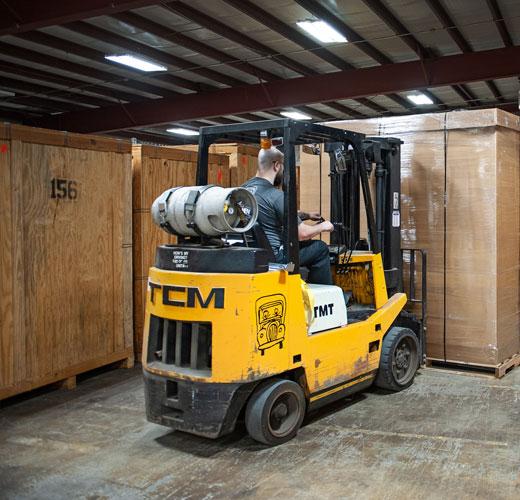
<box><xmin>1</xmin><ymin>124</ymin><xmax>133</xmax><ymax>400</ymax></box>
<box><xmin>0</xmin><ymin>137</ymin><xmax>13</xmax><ymax>388</ymax></box>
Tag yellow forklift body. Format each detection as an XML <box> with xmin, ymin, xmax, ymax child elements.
<box><xmin>142</xmin><ymin>252</ymin><xmax>406</xmax><ymax>397</ymax></box>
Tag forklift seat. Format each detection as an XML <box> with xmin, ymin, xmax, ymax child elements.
<box><xmin>251</xmin><ymin>223</ymin><xmax>309</xmax><ymax>281</ymax></box>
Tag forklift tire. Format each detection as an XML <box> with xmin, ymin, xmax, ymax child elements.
<box><xmin>245</xmin><ymin>378</ymin><xmax>306</xmax><ymax>446</ymax></box>
<box><xmin>375</xmin><ymin>327</ymin><xmax>419</xmax><ymax>391</ymax></box>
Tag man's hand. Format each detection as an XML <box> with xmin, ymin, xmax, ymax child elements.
<box><xmin>321</xmin><ymin>220</ymin><xmax>334</xmax><ymax>232</ymax></box>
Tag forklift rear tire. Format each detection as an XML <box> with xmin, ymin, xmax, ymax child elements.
<box><xmin>375</xmin><ymin>327</ymin><xmax>419</xmax><ymax>391</ymax></box>
<box><xmin>245</xmin><ymin>379</ymin><xmax>306</xmax><ymax>446</ymax></box>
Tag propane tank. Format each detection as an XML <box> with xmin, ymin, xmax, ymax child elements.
<box><xmin>151</xmin><ymin>185</ymin><xmax>258</xmax><ymax>237</ymax></box>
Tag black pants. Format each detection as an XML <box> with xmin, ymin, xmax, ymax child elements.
<box><xmin>275</xmin><ymin>240</ymin><xmax>332</xmax><ymax>285</ymax></box>
<box><xmin>298</xmin><ymin>240</ymin><xmax>333</xmax><ymax>285</ymax></box>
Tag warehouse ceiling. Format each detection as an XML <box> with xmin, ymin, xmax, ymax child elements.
<box><xmin>0</xmin><ymin>0</ymin><xmax>519</xmax><ymax>145</ymax></box>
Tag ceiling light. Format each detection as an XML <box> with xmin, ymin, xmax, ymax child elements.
<box><xmin>105</xmin><ymin>54</ymin><xmax>167</xmax><ymax>72</ymax></box>
<box><xmin>407</xmin><ymin>93</ymin><xmax>434</xmax><ymax>105</ymax></box>
<box><xmin>297</xmin><ymin>20</ymin><xmax>347</xmax><ymax>43</ymax></box>
<box><xmin>0</xmin><ymin>90</ymin><xmax>15</xmax><ymax>97</ymax></box>
<box><xmin>166</xmin><ymin>128</ymin><xmax>199</xmax><ymax>136</ymax></box>
<box><xmin>280</xmin><ymin>111</ymin><xmax>312</xmax><ymax>120</ymax></box>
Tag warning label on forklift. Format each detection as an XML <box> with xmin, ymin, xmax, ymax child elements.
<box><xmin>172</xmin><ymin>250</ymin><xmax>189</xmax><ymax>269</ymax></box>
<box><xmin>392</xmin><ymin>210</ymin><xmax>400</xmax><ymax>228</ymax></box>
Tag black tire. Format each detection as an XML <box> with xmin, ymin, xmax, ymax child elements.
<box><xmin>245</xmin><ymin>379</ymin><xmax>306</xmax><ymax>445</ymax></box>
<box><xmin>375</xmin><ymin>327</ymin><xmax>419</xmax><ymax>391</ymax></box>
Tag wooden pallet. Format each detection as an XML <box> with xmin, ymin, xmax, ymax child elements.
<box><xmin>426</xmin><ymin>353</ymin><xmax>520</xmax><ymax>379</ymax></box>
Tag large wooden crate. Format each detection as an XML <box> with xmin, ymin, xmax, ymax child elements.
<box><xmin>173</xmin><ymin>143</ymin><xmax>258</xmax><ymax>186</ymax></box>
<box><xmin>132</xmin><ymin>146</ymin><xmax>230</xmax><ymax>356</ymax></box>
<box><xmin>0</xmin><ymin>124</ymin><xmax>133</xmax><ymax>400</ymax></box>
<box><xmin>323</xmin><ymin>109</ymin><xmax>520</xmax><ymax>368</ymax></box>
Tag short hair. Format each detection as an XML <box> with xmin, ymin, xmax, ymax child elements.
<box><xmin>258</xmin><ymin>146</ymin><xmax>284</xmax><ymax>172</ymax></box>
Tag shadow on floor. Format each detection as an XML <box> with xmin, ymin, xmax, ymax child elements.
<box><xmin>0</xmin><ymin>364</ymin><xmax>142</xmax><ymax>414</ymax></box>
<box><xmin>154</xmin><ymin>388</ymin><xmax>375</xmax><ymax>456</ymax></box>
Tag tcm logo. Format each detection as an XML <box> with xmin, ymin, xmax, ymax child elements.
<box><xmin>314</xmin><ymin>303</ymin><xmax>334</xmax><ymax>318</ymax></box>
<box><xmin>149</xmin><ymin>282</ymin><xmax>224</xmax><ymax>309</ymax></box>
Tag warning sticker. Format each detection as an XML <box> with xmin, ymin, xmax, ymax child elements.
<box><xmin>392</xmin><ymin>210</ymin><xmax>400</xmax><ymax>228</ymax></box>
<box><xmin>393</xmin><ymin>192</ymin><xmax>399</xmax><ymax>210</ymax></box>
<box><xmin>172</xmin><ymin>250</ymin><xmax>189</xmax><ymax>269</ymax></box>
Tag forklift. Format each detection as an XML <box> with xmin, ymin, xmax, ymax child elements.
<box><xmin>142</xmin><ymin>119</ymin><xmax>426</xmax><ymax>445</ymax></box>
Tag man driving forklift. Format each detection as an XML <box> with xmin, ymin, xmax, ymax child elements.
<box><xmin>142</xmin><ymin>119</ymin><xmax>426</xmax><ymax>446</ymax></box>
<box><xmin>243</xmin><ymin>146</ymin><xmax>334</xmax><ymax>284</ymax></box>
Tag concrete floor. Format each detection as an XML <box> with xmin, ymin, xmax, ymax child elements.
<box><xmin>1</xmin><ymin>365</ymin><xmax>519</xmax><ymax>500</ymax></box>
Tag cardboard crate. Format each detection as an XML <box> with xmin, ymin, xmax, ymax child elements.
<box><xmin>321</xmin><ymin>109</ymin><xmax>520</xmax><ymax>367</ymax></box>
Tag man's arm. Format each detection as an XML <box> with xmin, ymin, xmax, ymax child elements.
<box><xmin>298</xmin><ymin>220</ymin><xmax>334</xmax><ymax>241</ymax></box>
<box><xmin>273</xmin><ymin>191</ymin><xmax>332</xmax><ymax>241</ymax></box>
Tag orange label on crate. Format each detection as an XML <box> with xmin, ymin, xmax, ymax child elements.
<box><xmin>217</xmin><ymin>168</ymin><xmax>223</xmax><ymax>184</ymax></box>
<box><xmin>241</xmin><ymin>155</ymin><xmax>247</xmax><ymax>166</ymax></box>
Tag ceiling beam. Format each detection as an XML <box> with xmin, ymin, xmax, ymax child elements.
<box><xmin>221</xmin><ymin>0</ymin><xmax>392</xmax><ymax>114</ymax></box>
<box><xmin>0</xmin><ymin>74</ymin><xmax>113</xmax><ymax>107</ymax></box>
<box><xmin>296</xmin><ymin>105</ymin><xmax>336</xmax><ymax>121</ymax></box>
<box><xmin>17</xmin><ymin>30</ymin><xmax>203</xmax><ymax>94</ymax></box>
<box><xmin>425</xmin><ymin>0</ymin><xmax>472</xmax><ymax>53</ymax></box>
<box><xmin>222</xmin><ymin>0</ymin><xmax>353</xmax><ymax>71</ymax></box>
<box><xmin>361</xmin><ymin>0</ymin><xmax>457</xmax><ymax>109</ymax></box>
<box><xmin>1</xmin><ymin>38</ymin><xmax>179</xmax><ymax>99</ymax></box>
<box><xmin>485</xmin><ymin>0</ymin><xmax>513</xmax><ymax>47</ymax></box>
<box><xmin>32</xmin><ymin>45</ymin><xmax>520</xmax><ymax>133</ymax></box>
<box><xmin>294</xmin><ymin>0</ymin><xmax>391</xmax><ymax>64</ymax></box>
<box><xmin>111</xmin><ymin>12</ymin><xmax>279</xmax><ymax>82</ymax></box>
<box><xmin>63</xmin><ymin>21</ymin><xmax>247</xmax><ymax>89</ymax></box>
<box><xmin>17</xmin><ymin>30</ymin><xmax>210</xmax><ymax>94</ymax></box>
<box><xmin>0</xmin><ymin>59</ymin><xmax>141</xmax><ymax>103</ymax></box>
<box><xmin>323</xmin><ymin>102</ymin><xmax>368</xmax><ymax>119</ymax></box>
<box><xmin>164</xmin><ymin>1</ymin><xmax>386</xmax><ymax>114</ymax></box>
<box><xmin>293</xmin><ymin>0</ymin><xmax>417</xmax><ymax>112</ymax></box>
<box><xmin>0</xmin><ymin>95</ymin><xmax>88</xmax><ymax>112</ymax></box>
<box><xmin>361</xmin><ymin>0</ymin><xmax>431</xmax><ymax>59</ymax></box>
<box><xmin>424</xmin><ymin>0</ymin><xmax>499</xmax><ymax>103</ymax></box>
<box><xmin>162</xmin><ymin>2</ymin><xmax>317</xmax><ymax>77</ymax></box>
<box><xmin>0</xmin><ymin>106</ymin><xmax>43</xmax><ymax>123</ymax></box>
<box><xmin>452</xmin><ymin>84</ymin><xmax>479</xmax><ymax>106</ymax></box>
<box><xmin>0</xmin><ymin>0</ymin><xmax>160</xmax><ymax>36</ymax></box>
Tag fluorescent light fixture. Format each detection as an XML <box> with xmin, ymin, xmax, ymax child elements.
<box><xmin>297</xmin><ymin>20</ymin><xmax>347</xmax><ymax>43</ymax></box>
<box><xmin>105</xmin><ymin>54</ymin><xmax>167</xmax><ymax>72</ymax></box>
<box><xmin>407</xmin><ymin>93</ymin><xmax>434</xmax><ymax>105</ymax></box>
<box><xmin>166</xmin><ymin>127</ymin><xmax>199</xmax><ymax>136</ymax></box>
<box><xmin>0</xmin><ymin>90</ymin><xmax>15</xmax><ymax>97</ymax></box>
<box><xmin>280</xmin><ymin>110</ymin><xmax>312</xmax><ymax>120</ymax></box>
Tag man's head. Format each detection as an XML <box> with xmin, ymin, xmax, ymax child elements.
<box><xmin>258</xmin><ymin>146</ymin><xmax>284</xmax><ymax>187</ymax></box>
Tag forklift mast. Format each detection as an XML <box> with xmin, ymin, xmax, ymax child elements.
<box><xmin>326</xmin><ymin>137</ymin><xmax>404</xmax><ymax>295</ymax></box>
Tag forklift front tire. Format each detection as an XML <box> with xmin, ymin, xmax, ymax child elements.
<box><xmin>375</xmin><ymin>327</ymin><xmax>419</xmax><ymax>391</ymax></box>
<box><xmin>245</xmin><ymin>379</ymin><xmax>306</xmax><ymax>446</ymax></box>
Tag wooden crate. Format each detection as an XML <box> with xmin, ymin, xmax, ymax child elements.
<box><xmin>172</xmin><ymin>143</ymin><xmax>258</xmax><ymax>186</ymax></box>
<box><xmin>0</xmin><ymin>124</ymin><xmax>133</xmax><ymax>400</ymax></box>
<box><xmin>132</xmin><ymin>145</ymin><xmax>230</xmax><ymax>356</ymax></box>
